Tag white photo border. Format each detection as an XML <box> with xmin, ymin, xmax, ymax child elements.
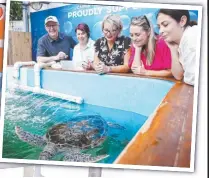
<box><xmin>0</xmin><ymin>0</ymin><xmax>203</xmax><ymax>173</ymax></box>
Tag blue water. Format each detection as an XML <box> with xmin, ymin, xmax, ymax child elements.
<box><xmin>3</xmin><ymin>88</ymin><xmax>147</xmax><ymax>163</ymax></box>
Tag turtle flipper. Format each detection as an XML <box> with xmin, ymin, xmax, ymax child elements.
<box><xmin>107</xmin><ymin>122</ymin><xmax>125</xmax><ymax>130</ymax></box>
<box><xmin>63</xmin><ymin>152</ymin><xmax>109</xmax><ymax>163</ymax></box>
<box><xmin>39</xmin><ymin>142</ymin><xmax>57</xmax><ymax>160</ymax></box>
<box><xmin>15</xmin><ymin>126</ymin><xmax>45</xmax><ymax>147</ymax></box>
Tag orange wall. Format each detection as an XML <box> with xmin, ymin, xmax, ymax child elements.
<box><xmin>0</xmin><ymin>4</ymin><xmax>5</xmax><ymax>73</ymax></box>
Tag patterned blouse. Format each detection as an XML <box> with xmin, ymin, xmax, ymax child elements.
<box><xmin>94</xmin><ymin>36</ymin><xmax>131</xmax><ymax>66</ymax></box>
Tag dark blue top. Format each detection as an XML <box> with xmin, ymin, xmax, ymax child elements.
<box><xmin>36</xmin><ymin>33</ymin><xmax>77</xmax><ymax>60</ymax></box>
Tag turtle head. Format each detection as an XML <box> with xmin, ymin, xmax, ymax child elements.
<box><xmin>91</xmin><ymin>136</ymin><xmax>106</xmax><ymax>148</ymax></box>
<box><xmin>15</xmin><ymin>126</ymin><xmax>22</xmax><ymax>136</ymax></box>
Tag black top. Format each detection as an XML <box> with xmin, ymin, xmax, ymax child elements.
<box><xmin>94</xmin><ymin>36</ymin><xmax>131</xmax><ymax>66</ymax></box>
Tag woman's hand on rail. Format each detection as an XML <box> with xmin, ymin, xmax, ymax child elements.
<box><xmin>131</xmin><ymin>63</ymin><xmax>147</xmax><ymax>75</ymax></box>
<box><xmin>94</xmin><ymin>62</ymin><xmax>111</xmax><ymax>74</ymax></box>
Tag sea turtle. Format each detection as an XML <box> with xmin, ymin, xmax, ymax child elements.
<box><xmin>15</xmin><ymin>114</ymin><xmax>125</xmax><ymax>162</ymax></box>
<box><xmin>15</xmin><ymin>114</ymin><xmax>110</xmax><ymax>163</ymax></box>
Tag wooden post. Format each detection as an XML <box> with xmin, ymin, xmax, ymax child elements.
<box><xmin>8</xmin><ymin>31</ymin><xmax>32</xmax><ymax>65</ymax></box>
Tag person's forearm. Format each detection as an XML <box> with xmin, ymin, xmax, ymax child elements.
<box><xmin>109</xmin><ymin>65</ymin><xmax>130</xmax><ymax>73</ymax></box>
<box><xmin>146</xmin><ymin>69</ymin><xmax>173</xmax><ymax>77</ymax></box>
<box><xmin>37</xmin><ymin>56</ymin><xmax>57</xmax><ymax>63</ymax></box>
<box><xmin>132</xmin><ymin>49</ymin><xmax>141</xmax><ymax>67</ymax></box>
<box><xmin>170</xmin><ymin>50</ymin><xmax>184</xmax><ymax>80</ymax></box>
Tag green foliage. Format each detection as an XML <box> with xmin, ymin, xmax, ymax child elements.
<box><xmin>10</xmin><ymin>1</ymin><xmax>23</xmax><ymax>21</ymax></box>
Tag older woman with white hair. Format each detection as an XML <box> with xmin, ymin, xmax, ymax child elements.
<box><xmin>93</xmin><ymin>14</ymin><xmax>131</xmax><ymax>74</ymax></box>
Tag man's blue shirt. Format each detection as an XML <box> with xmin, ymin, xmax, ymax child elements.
<box><xmin>37</xmin><ymin>33</ymin><xmax>77</xmax><ymax>60</ymax></box>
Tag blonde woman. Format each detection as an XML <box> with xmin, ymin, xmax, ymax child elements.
<box><xmin>93</xmin><ymin>14</ymin><xmax>131</xmax><ymax>74</ymax></box>
<box><xmin>129</xmin><ymin>15</ymin><xmax>172</xmax><ymax>77</ymax></box>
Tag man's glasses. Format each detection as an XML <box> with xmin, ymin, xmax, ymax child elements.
<box><xmin>46</xmin><ymin>25</ymin><xmax>58</xmax><ymax>29</ymax></box>
<box><xmin>131</xmin><ymin>15</ymin><xmax>150</xmax><ymax>27</ymax></box>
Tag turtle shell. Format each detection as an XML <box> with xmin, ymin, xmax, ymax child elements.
<box><xmin>45</xmin><ymin>113</ymin><xmax>108</xmax><ymax>149</ymax></box>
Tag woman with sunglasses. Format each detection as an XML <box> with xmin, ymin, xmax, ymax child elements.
<box><xmin>93</xmin><ymin>14</ymin><xmax>131</xmax><ymax>74</ymax></box>
<box><xmin>157</xmin><ymin>9</ymin><xmax>198</xmax><ymax>86</ymax></box>
<box><xmin>129</xmin><ymin>15</ymin><xmax>172</xmax><ymax>77</ymax></box>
